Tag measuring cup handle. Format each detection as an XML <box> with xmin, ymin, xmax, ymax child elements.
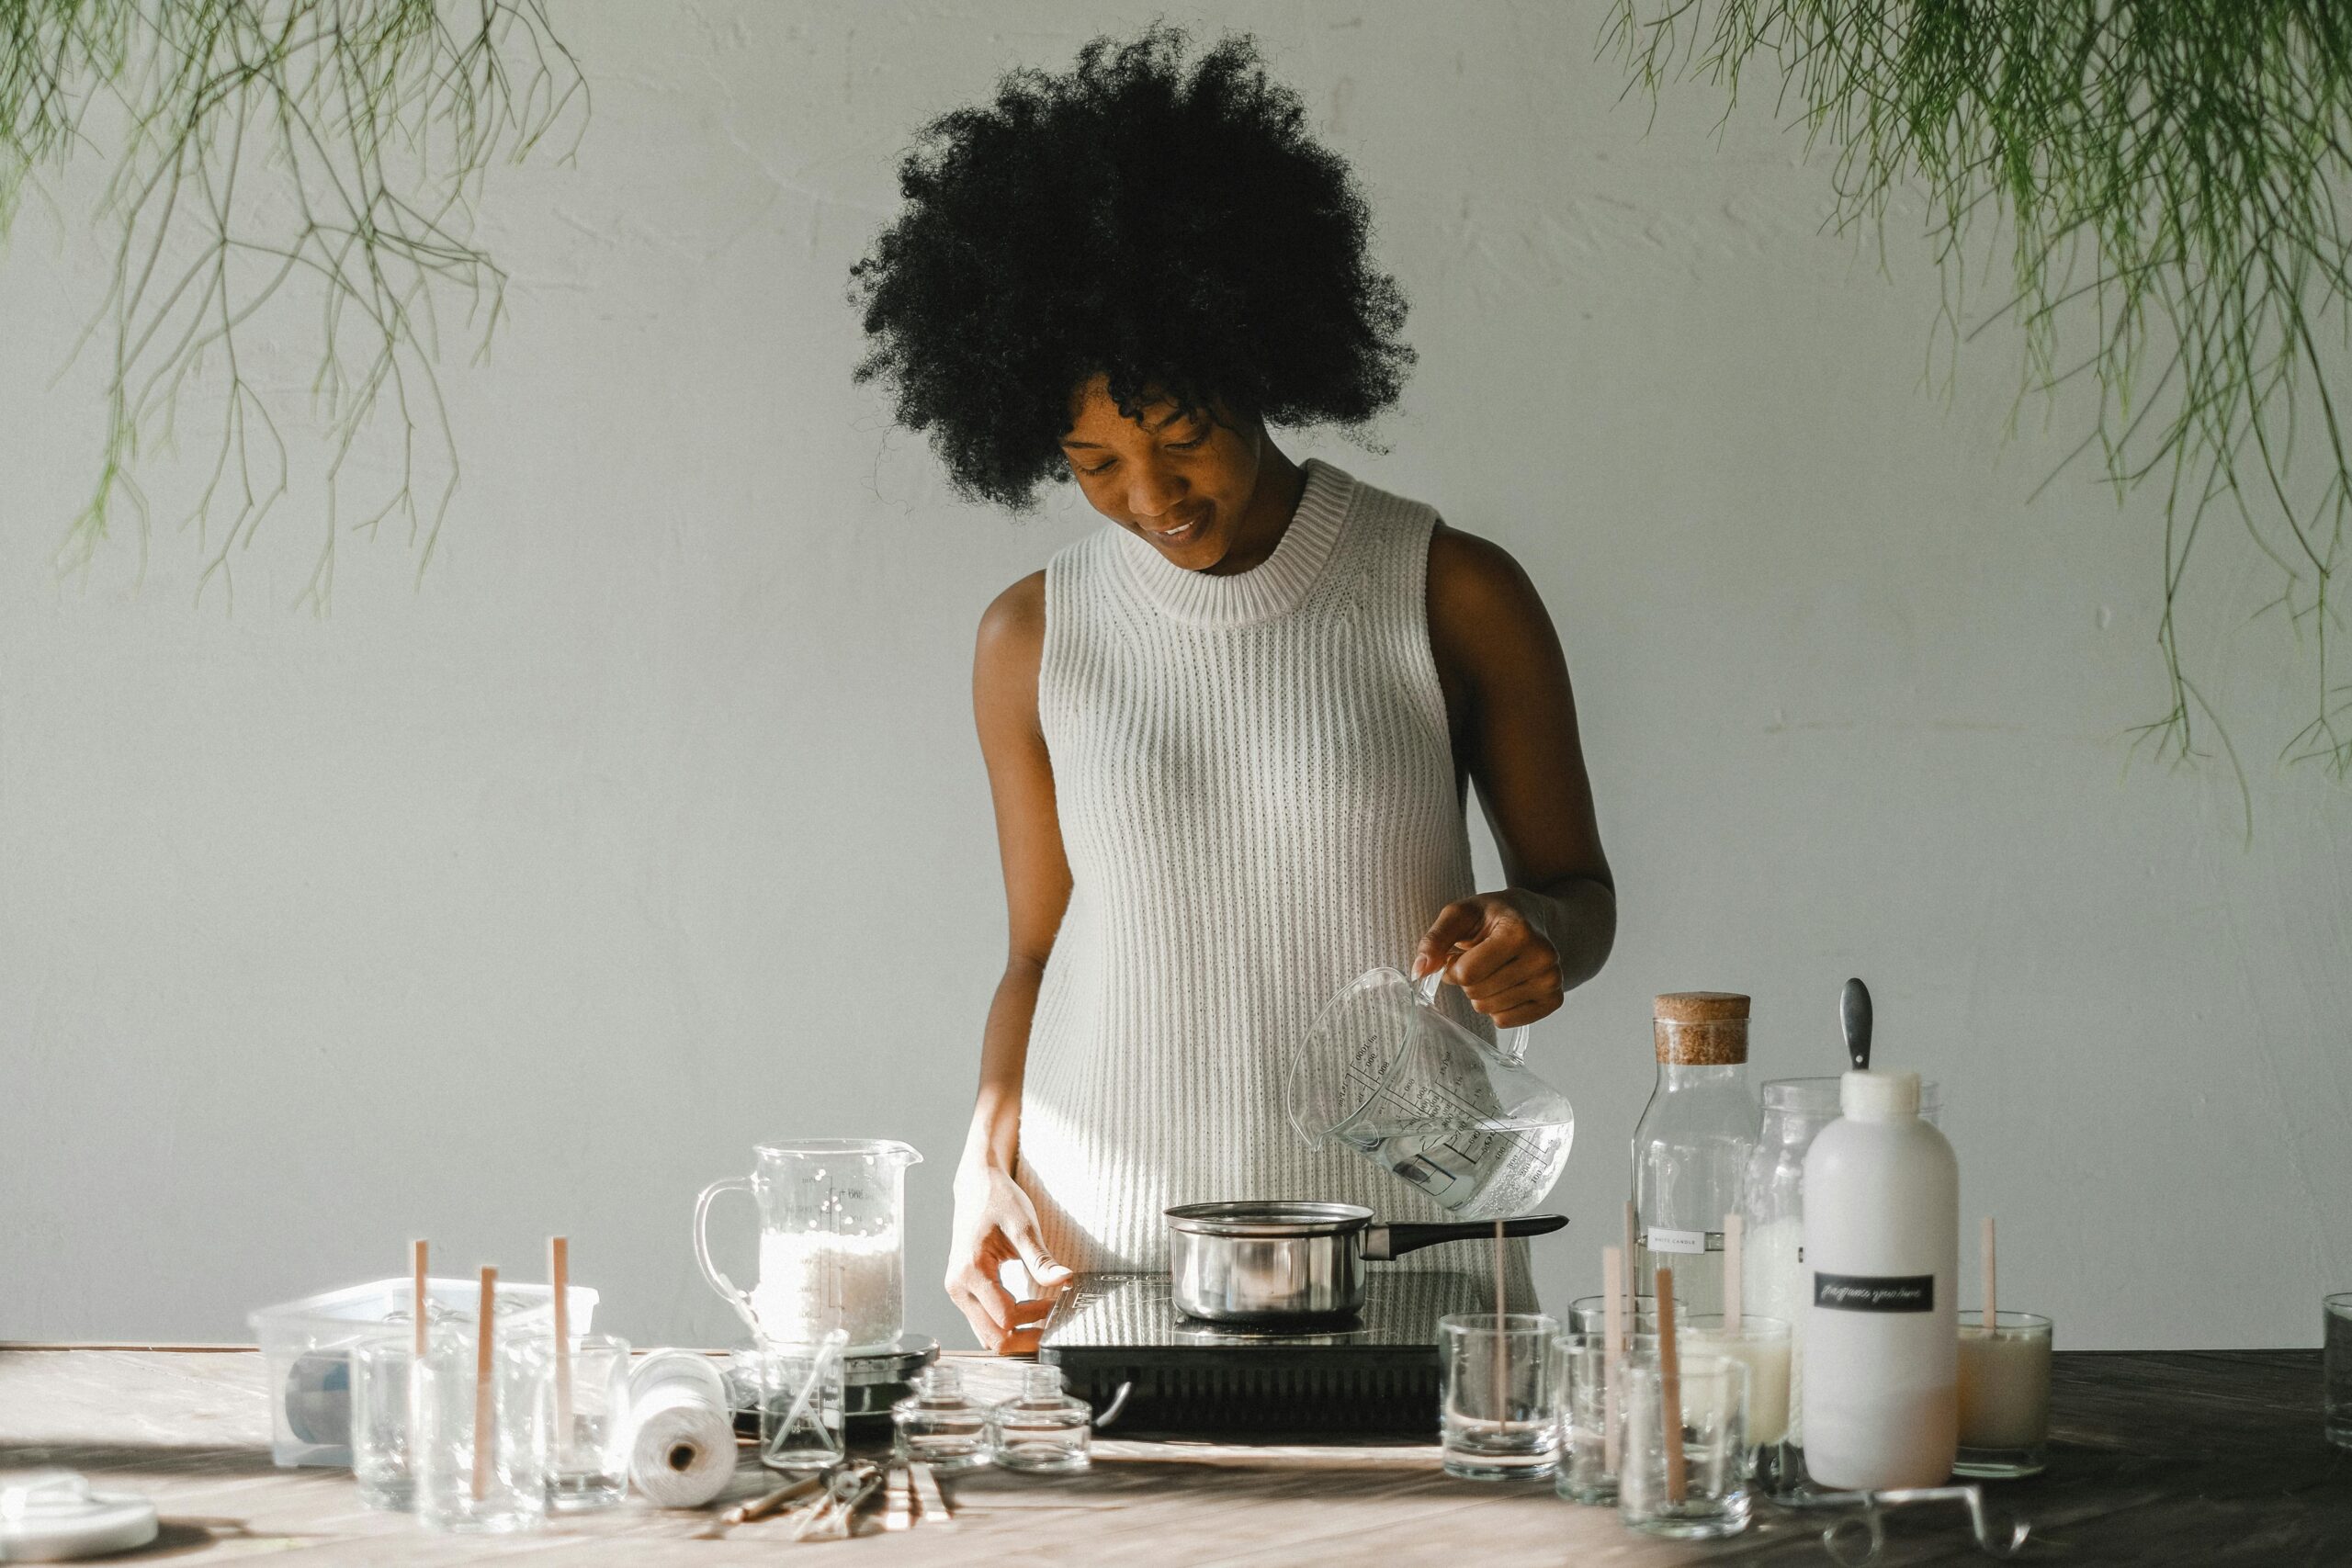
<box><xmin>1416</xmin><ymin>967</ymin><xmax>1535</xmax><ymax>1061</ymax></box>
<box><xmin>693</xmin><ymin>1176</ymin><xmax>762</xmax><ymax>1337</ymax></box>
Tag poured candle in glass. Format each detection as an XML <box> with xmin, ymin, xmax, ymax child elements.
<box><xmin>1955</xmin><ymin>1311</ymin><xmax>2052</xmax><ymax>1477</ymax></box>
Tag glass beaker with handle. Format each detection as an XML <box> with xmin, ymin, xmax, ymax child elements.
<box><xmin>694</xmin><ymin>1139</ymin><xmax>922</xmax><ymax>1352</ymax></box>
<box><xmin>1286</xmin><ymin>967</ymin><xmax>1574</xmax><ymax>1220</ymax></box>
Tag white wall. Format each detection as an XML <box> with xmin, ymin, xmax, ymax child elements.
<box><xmin>4</xmin><ymin>1</ymin><xmax>2346</xmax><ymax>1353</ymax></box>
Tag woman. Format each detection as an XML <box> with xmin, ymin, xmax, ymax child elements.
<box><xmin>853</xmin><ymin>28</ymin><xmax>1614</xmax><ymax>1351</ymax></box>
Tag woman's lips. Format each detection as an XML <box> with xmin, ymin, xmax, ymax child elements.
<box><xmin>1146</xmin><ymin>509</ymin><xmax>1208</xmax><ymax>547</ymax></box>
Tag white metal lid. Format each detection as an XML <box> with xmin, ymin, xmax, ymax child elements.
<box><xmin>1840</xmin><ymin>1068</ymin><xmax>1922</xmax><ymax>1121</ymax></box>
<box><xmin>0</xmin><ymin>1471</ymin><xmax>159</xmax><ymax>1562</ymax></box>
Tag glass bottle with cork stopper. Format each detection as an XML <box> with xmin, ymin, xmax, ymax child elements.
<box><xmin>1633</xmin><ymin>991</ymin><xmax>1760</xmax><ymax>1318</ymax></box>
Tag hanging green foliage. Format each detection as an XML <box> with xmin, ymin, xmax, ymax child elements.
<box><xmin>1611</xmin><ymin>1</ymin><xmax>2352</xmax><ymax>779</ymax></box>
<box><xmin>1</xmin><ymin>0</ymin><xmax>584</xmax><ymax>607</ymax></box>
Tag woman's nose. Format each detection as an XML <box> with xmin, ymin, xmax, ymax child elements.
<box><xmin>1125</xmin><ymin>465</ymin><xmax>1187</xmax><ymax>520</ymax></box>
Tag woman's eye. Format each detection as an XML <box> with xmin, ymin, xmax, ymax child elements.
<box><xmin>1079</xmin><ymin>460</ymin><xmax>1114</xmax><ymax>477</ymax></box>
<box><xmin>1167</xmin><ymin>434</ymin><xmax>1205</xmax><ymax>451</ymax></box>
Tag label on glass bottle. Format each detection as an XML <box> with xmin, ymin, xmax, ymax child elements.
<box><xmin>1813</xmin><ymin>1272</ymin><xmax>1935</xmax><ymax>1312</ymax></box>
<box><xmin>1642</xmin><ymin>1226</ymin><xmax>1712</xmax><ymax>1255</ymax></box>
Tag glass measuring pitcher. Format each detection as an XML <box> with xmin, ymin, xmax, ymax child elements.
<box><xmin>1285</xmin><ymin>967</ymin><xmax>1574</xmax><ymax>1220</ymax></box>
<box><xmin>694</xmin><ymin>1139</ymin><xmax>921</xmax><ymax>1353</ymax></box>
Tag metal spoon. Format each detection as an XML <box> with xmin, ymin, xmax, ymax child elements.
<box><xmin>1842</xmin><ymin>977</ymin><xmax>1872</xmax><ymax>1071</ymax></box>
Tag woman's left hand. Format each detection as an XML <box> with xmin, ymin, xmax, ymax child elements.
<box><xmin>1413</xmin><ymin>892</ymin><xmax>1565</xmax><ymax>1028</ymax></box>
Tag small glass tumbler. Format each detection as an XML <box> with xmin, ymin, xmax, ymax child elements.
<box><xmin>414</xmin><ymin>1331</ymin><xmax>554</xmax><ymax>1534</ymax></box>
<box><xmin>893</xmin><ymin>1364</ymin><xmax>992</xmax><ymax>1472</ymax></box>
<box><xmin>2328</xmin><ymin>1295</ymin><xmax>2352</xmax><ymax>1450</ymax></box>
<box><xmin>548</xmin><ymin>1334</ymin><xmax>631</xmax><ymax>1510</ymax></box>
<box><xmin>990</xmin><ymin>1364</ymin><xmax>1091</xmax><ymax>1474</ymax></box>
<box><xmin>1679</xmin><ymin>1314</ymin><xmax>1792</xmax><ymax>1493</ymax></box>
<box><xmin>1553</xmin><ymin>1333</ymin><xmax>1622</xmax><ymax>1504</ymax></box>
<box><xmin>351</xmin><ymin>1332</ymin><xmax>422</xmax><ymax>1511</ymax></box>
<box><xmin>1956</xmin><ymin>1311</ymin><xmax>2052</xmax><ymax>1477</ymax></box>
<box><xmin>758</xmin><ymin>1337</ymin><xmax>848</xmax><ymax>1472</ymax></box>
<box><xmin>1618</xmin><ymin>1351</ymin><xmax>1750</xmax><ymax>1540</ymax></box>
<box><xmin>1566</xmin><ymin>1294</ymin><xmax>1687</xmax><ymax>1337</ymax></box>
<box><xmin>1438</xmin><ymin>1313</ymin><xmax>1560</xmax><ymax>1482</ymax></box>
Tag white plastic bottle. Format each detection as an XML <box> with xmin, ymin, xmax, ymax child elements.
<box><xmin>1800</xmin><ymin>1069</ymin><xmax>1958</xmax><ymax>1489</ymax></box>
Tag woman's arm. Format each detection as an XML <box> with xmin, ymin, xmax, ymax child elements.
<box><xmin>948</xmin><ymin>570</ymin><xmax>1078</xmax><ymax>1352</ymax></box>
<box><xmin>1418</xmin><ymin>525</ymin><xmax>1617</xmax><ymax>1026</ymax></box>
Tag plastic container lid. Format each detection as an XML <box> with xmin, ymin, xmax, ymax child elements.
<box><xmin>0</xmin><ymin>1471</ymin><xmax>158</xmax><ymax>1562</ymax></box>
<box><xmin>1841</xmin><ymin>1068</ymin><xmax>1922</xmax><ymax>1120</ymax></box>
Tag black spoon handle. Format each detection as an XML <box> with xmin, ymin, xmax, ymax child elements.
<box><xmin>1843</xmin><ymin>977</ymin><xmax>1873</xmax><ymax>1071</ymax></box>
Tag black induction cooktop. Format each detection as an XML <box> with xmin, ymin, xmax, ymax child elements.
<box><xmin>1036</xmin><ymin>1269</ymin><xmax>1500</xmax><ymax>1438</ymax></box>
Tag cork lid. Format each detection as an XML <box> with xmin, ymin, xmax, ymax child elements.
<box><xmin>1653</xmin><ymin>991</ymin><xmax>1750</xmax><ymax>1064</ymax></box>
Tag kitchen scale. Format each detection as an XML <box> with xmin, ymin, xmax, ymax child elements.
<box><xmin>1037</xmin><ymin>1269</ymin><xmax>1498</xmax><ymax>1438</ymax></box>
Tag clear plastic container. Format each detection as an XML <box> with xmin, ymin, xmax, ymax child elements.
<box><xmin>248</xmin><ymin>1277</ymin><xmax>596</xmax><ymax>1468</ymax></box>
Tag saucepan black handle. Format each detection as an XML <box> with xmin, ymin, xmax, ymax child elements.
<box><xmin>1362</xmin><ymin>1213</ymin><xmax>1567</xmax><ymax>1262</ymax></box>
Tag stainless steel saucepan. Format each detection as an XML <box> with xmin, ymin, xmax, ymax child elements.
<box><xmin>1164</xmin><ymin>1201</ymin><xmax>1568</xmax><ymax>1325</ymax></box>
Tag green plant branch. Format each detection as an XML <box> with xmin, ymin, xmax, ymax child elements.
<box><xmin>4</xmin><ymin>0</ymin><xmax>584</xmax><ymax>608</ymax></box>
<box><xmin>1609</xmin><ymin>2</ymin><xmax>2352</xmax><ymax>783</ymax></box>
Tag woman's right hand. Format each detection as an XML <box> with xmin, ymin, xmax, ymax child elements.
<box><xmin>945</xmin><ymin>1161</ymin><xmax>1075</xmax><ymax>1353</ymax></box>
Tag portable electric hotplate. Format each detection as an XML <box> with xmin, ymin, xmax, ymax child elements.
<box><xmin>1037</xmin><ymin>1269</ymin><xmax>1503</xmax><ymax>1438</ymax></box>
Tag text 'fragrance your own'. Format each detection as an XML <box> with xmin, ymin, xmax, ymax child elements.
<box><xmin>1801</xmin><ymin>1068</ymin><xmax>1960</xmax><ymax>1489</ymax></box>
<box><xmin>1632</xmin><ymin>991</ymin><xmax>1760</xmax><ymax>1317</ymax></box>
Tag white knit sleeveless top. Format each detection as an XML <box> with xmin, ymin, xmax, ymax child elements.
<box><xmin>1019</xmin><ymin>459</ymin><xmax>1492</xmax><ymax>1272</ymax></box>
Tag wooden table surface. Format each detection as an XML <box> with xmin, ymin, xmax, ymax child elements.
<box><xmin>1</xmin><ymin>1347</ymin><xmax>2345</xmax><ymax>1565</ymax></box>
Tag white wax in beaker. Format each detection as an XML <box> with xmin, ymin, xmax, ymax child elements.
<box><xmin>751</xmin><ymin>1229</ymin><xmax>903</xmax><ymax>1351</ymax></box>
<box><xmin>1745</xmin><ymin>1215</ymin><xmax>1808</xmax><ymax>1444</ymax></box>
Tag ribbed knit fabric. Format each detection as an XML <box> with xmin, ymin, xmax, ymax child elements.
<box><xmin>1021</xmin><ymin>459</ymin><xmax>1533</xmax><ymax>1289</ymax></box>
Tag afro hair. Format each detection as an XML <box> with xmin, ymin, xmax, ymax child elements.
<box><xmin>850</xmin><ymin>25</ymin><xmax>1413</xmax><ymax>510</ymax></box>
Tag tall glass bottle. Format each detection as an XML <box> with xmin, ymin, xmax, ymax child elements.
<box><xmin>1632</xmin><ymin>991</ymin><xmax>1759</xmax><ymax>1317</ymax></box>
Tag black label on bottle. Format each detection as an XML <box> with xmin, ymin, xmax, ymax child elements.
<box><xmin>1813</xmin><ymin>1272</ymin><xmax>1935</xmax><ymax>1312</ymax></box>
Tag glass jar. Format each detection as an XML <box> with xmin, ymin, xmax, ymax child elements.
<box><xmin>1633</xmin><ymin>993</ymin><xmax>1758</xmax><ymax>1318</ymax></box>
<box><xmin>989</xmin><ymin>1365</ymin><xmax>1091</xmax><ymax>1473</ymax></box>
<box><xmin>892</xmin><ymin>1365</ymin><xmax>991</xmax><ymax>1473</ymax></box>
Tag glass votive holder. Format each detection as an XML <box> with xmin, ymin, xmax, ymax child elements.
<box><xmin>989</xmin><ymin>1363</ymin><xmax>1092</xmax><ymax>1473</ymax></box>
<box><xmin>1565</xmin><ymin>1294</ymin><xmax>1687</xmax><ymax>1337</ymax></box>
<box><xmin>1552</xmin><ymin>1332</ymin><xmax>1622</xmax><ymax>1504</ymax></box>
<box><xmin>1437</xmin><ymin>1313</ymin><xmax>1560</xmax><ymax>1482</ymax></box>
<box><xmin>1618</xmin><ymin>1351</ymin><xmax>1750</xmax><ymax>1540</ymax></box>
<box><xmin>893</xmin><ymin>1363</ymin><xmax>991</xmax><ymax>1473</ymax></box>
<box><xmin>2327</xmin><ymin>1295</ymin><xmax>2352</xmax><ymax>1450</ymax></box>
<box><xmin>414</xmin><ymin>1330</ymin><xmax>554</xmax><ymax>1534</ymax></box>
<box><xmin>548</xmin><ymin>1334</ymin><xmax>631</xmax><ymax>1510</ymax></box>
<box><xmin>1679</xmin><ymin>1314</ymin><xmax>1792</xmax><ymax>1493</ymax></box>
<box><xmin>757</xmin><ymin>1337</ymin><xmax>847</xmax><ymax>1472</ymax></box>
<box><xmin>1956</xmin><ymin>1311</ymin><xmax>2052</xmax><ymax>1477</ymax></box>
<box><xmin>350</xmin><ymin>1332</ymin><xmax>422</xmax><ymax>1511</ymax></box>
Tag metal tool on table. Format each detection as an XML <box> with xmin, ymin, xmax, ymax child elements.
<box><xmin>794</xmin><ymin>1461</ymin><xmax>885</xmax><ymax>1542</ymax></box>
<box><xmin>1286</xmin><ymin>966</ymin><xmax>1574</xmax><ymax>1219</ymax></box>
<box><xmin>1164</xmin><ymin>1201</ymin><xmax>1566</xmax><ymax>1325</ymax></box>
<box><xmin>1785</xmin><ymin>1484</ymin><xmax>2030</xmax><ymax>1563</ymax></box>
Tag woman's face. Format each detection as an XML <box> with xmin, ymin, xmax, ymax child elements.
<box><xmin>1060</xmin><ymin>375</ymin><xmax>1268</xmax><ymax>570</ymax></box>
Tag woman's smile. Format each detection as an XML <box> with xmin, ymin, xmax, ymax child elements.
<box><xmin>1141</xmin><ymin>507</ymin><xmax>1211</xmax><ymax>548</ymax></box>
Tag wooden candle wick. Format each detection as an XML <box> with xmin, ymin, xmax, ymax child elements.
<box><xmin>1601</xmin><ymin>1247</ymin><xmax>1625</xmax><ymax>1473</ymax></box>
<box><xmin>1656</xmin><ymin>1266</ymin><xmax>1686</xmax><ymax>1505</ymax></box>
<box><xmin>1622</xmin><ymin>1201</ymin><xmax>1637</xmax><ymax>1325</ymax></box>
<box><xmin>549</xmin><ymin>1236</ymin><xmax>572</xmax><ymax>1459</ymax></box>
<box><xmin>1722</xmin><ymin>1213</ymin><xmax>1743</xmax><ymax>1333</ymax></box>
<box><xmin>411</xmin><ymin>1240</ymin><xmax>428</xmax><ymax>1359</ymax></box>
<box><xmin>1491</xmin><ymin>1218</ymin><xmax>1509</xmax><ymax>1431</ymax></box>
<box><xmin>1982</xmin><ymin>1216</ymin><xmax>1997</xmax><ymax>1333</ymax></box>
<box><xmin>472</xmin><ymin>1267</ymin><xmax>497</xmax><ymax>1504</ymax></box>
